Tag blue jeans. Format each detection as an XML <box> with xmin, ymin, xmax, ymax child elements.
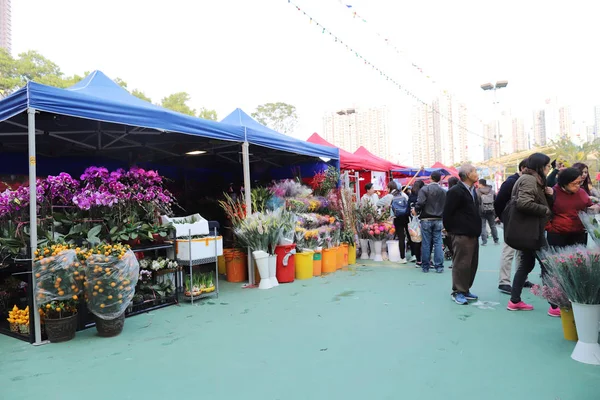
<box><xmin>421</xmin><ymin>219</ymin><xmax>444</xmax><ymax>270</ymax></box>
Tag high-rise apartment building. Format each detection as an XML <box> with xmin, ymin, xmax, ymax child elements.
<box><xmin>594</xmin><ymin>106</ymin><xmax>600</xmax><ymax>136</ymax></box>
<box><xmin>483</xmin><ymin>122</ymin><xmax>499</xmax><ymax>160</ymax></box>
<box><xmin>544</xmin><ymin>97</ymin><xmax>560</xmax><ymax>142</ymax></box>
<box><xmin>0</xmin><ymin>0</ymin><xmax>11</xmax><ymax>54</ymax></box>
<box><xmin>457</xmin><ymin>103</ymin><xmax>469</xmax><ymax>163</ymax></box>
<box><xmin>512</xmin><ymin>117</ymin><xmax>527</xmax><ymax>152</ymax></box>
<box><xmin>323</xmin><ymin>107</ymin><xmax>390</xmax><ymax>160</ymax></box>
<box><xmin>533</xmin><ymin>110</ymin><xmax>547</xmax><ymax>146</ymax></box>
<box><xmin>411</xmin><ymin>93</ymin><xmax>469</xmax><ymax>166</ymax></box>
<box><xmin>559</xmin><ymin>106</ymin><xmax>573</xmax><ymax>139</ymax></box>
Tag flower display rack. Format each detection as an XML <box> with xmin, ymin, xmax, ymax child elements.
<box><xmin>0</xmin><ymin>262</ymin><xmax>35</xmax><ymax>343</ymax></box>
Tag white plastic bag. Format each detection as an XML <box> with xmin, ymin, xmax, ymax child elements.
<box><xmin>408</xmin><ymin>217</ymin><xmax>422</xmax><ymax>243</ymax></box>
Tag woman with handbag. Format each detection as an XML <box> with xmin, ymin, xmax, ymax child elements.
<box><xmin>505</xmin><ymin>153</ymin><xmax>553</xmax><ymax>312</ymax></box>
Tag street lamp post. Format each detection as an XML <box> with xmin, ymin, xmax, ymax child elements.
<box><xmin>481</xmin><ymin>81</ymin><xmax>508</xmax><ymax>158</ymax></box>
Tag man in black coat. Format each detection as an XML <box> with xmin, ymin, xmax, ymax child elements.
<box><xmin>443</xmin><ymin>164</ymin><xmax>481</xmax><ymax>305</ymax></box>
<box><xmin>493</xmin><ymin>159</ymin><xmax>532</xmax><ymax>294</ymax></box>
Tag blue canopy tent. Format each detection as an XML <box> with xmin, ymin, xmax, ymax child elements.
<box><xmin>221</xmin><ymin>107</ymin><xmax>340</xmax><ymax>194</ymax></box>
<box><xmin>221</xmin><ymin>108</ymin><xmax>339</xmax><ymax>162</ymax></box>
<box><xmin>0</xmin><ymin>71</ymin><xmax>255</xmax><ymax>344</ymax></box>
<box><xmin>391</xmin><ymin>167</ymin><xmax>451</xmax><ymax>177</ymax></box>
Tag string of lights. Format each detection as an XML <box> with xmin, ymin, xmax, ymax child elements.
<box><xmin>327</xmin><ymin>0</ymin><xmax>491</xmax><ymax>129</ymax></box>
<box><xmin>287</xmin><ymin>0</ymin><xmax>498</xmax><ymax>145</ymax></box>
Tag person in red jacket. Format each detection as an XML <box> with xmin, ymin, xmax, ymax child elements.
<box><xmin>547</xmin><ymin>167</ymin><xmax>598</xmax><ymax>248</ymax></box>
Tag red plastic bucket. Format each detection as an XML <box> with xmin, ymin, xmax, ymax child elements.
<box><xmin>275</xmin><ymin>244</ymin><xmax>296</xmax><ymax>283</ymax></box>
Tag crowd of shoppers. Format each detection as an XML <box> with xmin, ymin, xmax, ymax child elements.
<box><xmin>365</xmin><ymin>151</ymin><xmax>598</xmax><ymax>311</ymax></box>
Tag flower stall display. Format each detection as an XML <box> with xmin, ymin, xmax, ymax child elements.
<box><xmin>184</xmin><ymin>272</ymin><xmax>216</xmax><ymax>298</ymax></box>
<box><xmin>235</xmin><ymin>212</ymin><xmax>273</xmax><ymax>289</ymax></box>
<box><xmin>0</xmin><ymin>166</ymin><xmax>176</xmax><ymax>263</ymax></box>
<box><xmin>7</xmin><ymin>305</ymin><xmax>29</xmax><ymax>336</ymax></box>
<box><xmin>541</xmin><ymin>245</ymin><xmax>600</xmax><ymax>365</ymax></box>
<box><xmin>84</xmin><ymin>243</ymin><xmax>139</xmax><ymax>337</ymax></box>
<box><xmin>33</xmin><ymin>244</ymin><xmax>85</xmax><ymax>342</ymax></box>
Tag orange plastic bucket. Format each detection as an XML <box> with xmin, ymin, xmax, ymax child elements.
<box><xmin>341</xmin><ymin>244</ymin><xmax>349</xmax><ymax>267</ymax></box>
<box><xmin>313</xmin><ymin>251</ymin><xmax>322</xmax><ymax>276</ymax></box>
<box><xmin>335</xmin><ymin>246</ymin><xmax>343</xmax><ymax>270</ymax></box>
<box><xmin>225</xmin><ymin>250</ymin><xmax>247</xmax><ymax>283</ymax></box>
<box><xmin>322</xmin><ymin>248</ymin><xmax>336</xmax><ymax>273</ymax></box>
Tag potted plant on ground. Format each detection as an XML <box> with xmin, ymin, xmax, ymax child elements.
<box><xmin>33</xmin><ymin>244</ymin><xmax>84</xmax><ymax>343</ymax></box>
<box><xmin>85</xmin><ymin>243</ymin><xmax>139</xmax><ymax>337</ymax></box>
<box><xmin>235</xmin><ymin>213</ymin><xmax>271</xmax><ymax>289</ymax></box>
<box><xmin>541</xmin><ymin>245</ymin><xmax>600</xmax><ymax>364</ymax></box>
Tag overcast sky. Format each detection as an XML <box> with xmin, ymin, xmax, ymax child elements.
<box><xmin>11</xmin><ymin>0</ymin><xmax>600</xmax><ymax>163</ymax></box>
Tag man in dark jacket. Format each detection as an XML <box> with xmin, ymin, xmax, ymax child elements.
<box><xmin>443</xmin><ymin>164</ymin><xmax>481</xmax><ymax>305</ymax></box>
<box><xmin>493</xmin><ymin>159</ymin><xmax>531</xmax><ymax>294</ymax></box>
<box><xmin>414</xmin><ymin>171</ymin><xmax>446</xmax><ymax>273</ymax></box>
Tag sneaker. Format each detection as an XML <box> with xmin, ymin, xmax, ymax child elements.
<box><xmin>548</xmin><ymin>307</ymin><xmax>561</xmax><ymax>317</ymax></box>
<box><xmin>422</xmin><ymin>268</ymin><xmax>429</xmax><ymax>273</ymax></box>
<box><xmin>465</xmin><ymin>292</ymin><xmax>478</xmax><ymax>300</ymax></box>
<box><xmin>435</xmin><ymin>267</ymin><xmax>444</xmax><ymax>273</ymax></box>
<box><xmin>523</xmin><ymin>281</ymin><xmax>534</xmax><ymax>288</ymax></box>
<box><xmin>498</xmin><ymin>284</ymin><xmax>512</xmax><ymax>295</ymax></box>
<box><xmin>398</xmin><ymin>258</ymin><xmax>407</xmax><ymax>264</ymax></box>
<box><xmin>481</xmin><ymin>242</ymin><xmax>487</xmax><ymax>246</ymax></box>
<box><xmin>507</xmin><ymin>301</ymin><xmax>534</xmax><ymax>311</ymax></box>
<box><xmin>452</xmin><ymin>293</ymin><xmax>468</xmax><ymax>305</ymax></box>
<box><xmin>494</xmin><ymin>241</ymin><xmax>500</xmax><ymax>245</ymax></box>
<box><xmin>409</xmin><ymin>255</ymin><xmax>416</xmax><ymax>262</ymax></box>
<box><xmin>415</xmin><ymin>261</ymin><xmax>422</xmax><ymax>268</ymax></box>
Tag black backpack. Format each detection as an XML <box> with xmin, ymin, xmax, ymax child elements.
<box><xmin>391</xmin><ymin>194</ymin><xmax>410</xmax><ymax>217</ymax></box>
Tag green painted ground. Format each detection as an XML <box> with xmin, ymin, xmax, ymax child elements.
<box><xmin>2</xmin><ymin>243</ymin><xmax>600</xmax><ymax>400</ymax></box>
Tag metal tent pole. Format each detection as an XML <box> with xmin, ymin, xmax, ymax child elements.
<box><xmin>28</xmin><ymin>108</ymin><xmax>43</xmax><ymax>345</ymax></box>
<box><xmin>241</xmin><ymin>141</ymin><xmax>254</xmax><ymax>285</ymax></box>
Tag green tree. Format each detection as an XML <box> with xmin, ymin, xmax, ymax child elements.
<box><xmin>113</xmin><ymin>77</ymin><xmax>128</xmax><ymax>89</ymax></box>
<box><xmin>0</xmin><ymin>49</ymin><xmax>21</xmax><ymax>97</ymax></box>
<box><xmin>132</xmin><ymin>89</ymin><xmax>152</xmax><ymax>103</ymax></box>
<box><xmin>251</xmin><ymin>102</ymin><xmax>298</xmax><ymax>134</ymax></box>
<box><xmin>160</xmin><ymin>92</ymin><xmax>196</xmax><ymax>116</ymax></box>
<box><xmin>550</xmin><ymin>137</ymin><xmax>599</xmax><ymax>164</ymax></box>
<box><xmin>198</xmin><ymin>107</ymin><xmax>218</xmax><ymax>121</ymax></box>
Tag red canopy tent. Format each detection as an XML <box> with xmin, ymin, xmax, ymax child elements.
<box><xmin>306</xmin><ymin>133</ymin><xmax>388</xmax><ymax>171</ymax></box>
<box><xmin>354</xmin><ymin>146</ymin><xmax>408</xmax><ymax>170</ymax></box>
<box><xmin>430</xmin><ymin>162</ymin><xmax>459</xmax><ymax>177</ymax></box>
<box><xmin>307</xmin><ymin>134</ymin><xmax>393</xmax><ymax>197</ymax></box>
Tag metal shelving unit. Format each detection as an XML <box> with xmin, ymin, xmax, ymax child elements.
<box><xmin>177</xmin><ymin>227</ymin><xmax>220</xmax><ymax>304</ymax></box>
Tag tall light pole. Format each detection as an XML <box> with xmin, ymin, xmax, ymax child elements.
<box><xmin>481</xmin><ymin>81</ymin><xmax>508</xmax><ymax>159</ymax></box>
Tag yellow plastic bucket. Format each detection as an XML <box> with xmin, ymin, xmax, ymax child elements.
<box><xmin>560</xmin><ymin>308</ymin><xmax>578</xmax><ymax>341</ymax></box>
<box><xmin>218</xmin><ymin>255</ymin><xmax>226</xmax><ymax>275</ymax></box>
<box><xmin>322</xmin><ymin>248</ymin><xmax>337</xmax><ymax>273</ymax></box>
<box><xmin>295</xmin><ymin>251</ymin><xmax>314</xmax><ymax>280</ymax></box>
<box><xmin>348</xmin><ymin>244</ymin><xmax>356</xmax><ymax>265</ymax></box>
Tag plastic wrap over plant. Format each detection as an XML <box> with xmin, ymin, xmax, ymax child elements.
<box><xmin>85</xmin><ymin>249</ymin><xmax>139</xmax><ymax>320</ymax></box>
<box><xmin>33</xmin><ymin>249</ymin><xmax>84</xmax><ymax>305</ymax></box>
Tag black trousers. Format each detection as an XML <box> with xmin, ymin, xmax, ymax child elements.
<box><xmin>510</xmin><ymin>249</ymin><xmax>555</xmax><ymax>308</ymax></box>
<box><xmin>546</xmin><ymin>231</ymin><xmax>588</xmax><ymax>248</ymax></box>
<box><xmin>394</xmin><ymin>216</ymin><xmax>409</xmax><ymax>259</ymax></box>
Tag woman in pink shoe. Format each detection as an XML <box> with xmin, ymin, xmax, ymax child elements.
<box><xmin>545</xmin><ymin>168</ymin><xmax>600</xmax><ymax>316</ymax></box>
<box><xmin>507</xmin><ymin>153</ymin><xmax>553</xmax><ymax>312</ymax></box>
